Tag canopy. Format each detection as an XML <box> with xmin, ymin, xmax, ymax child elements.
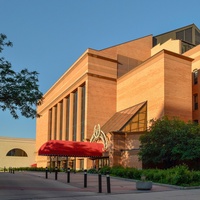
<box><xmin>38</xmin><ymin>140</ymin><xmax>104</xmax><ymax>157</ymax></box>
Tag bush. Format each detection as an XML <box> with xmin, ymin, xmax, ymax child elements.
<box><xmin>99</xmin><ymin>166</ymin><xmax>111</xmax><ymax>175</ymax></box>
<box><xmin>87</xmin><ymin>168</ymin><xmax>98</xmax><ymax>174</ymax></box>
<box><xmin>103</xmin><ymin>165</ymin><xmax>200</xmax><ymax>187</ymax></box>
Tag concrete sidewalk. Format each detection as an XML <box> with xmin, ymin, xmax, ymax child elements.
<box><xmin>0</xmin><ymin>171</ymin><xmax>200</xmax><ymax>199</ymax></box>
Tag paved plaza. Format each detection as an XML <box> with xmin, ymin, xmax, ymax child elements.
<box><xmin>0</xmin><ymin>171</ymin><xmax>200</xmax><ymax>199</ymax></box>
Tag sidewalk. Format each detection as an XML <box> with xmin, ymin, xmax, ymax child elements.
<box><xmin>0</xmin><ymin>171</ymin><xmax>200</xmax><ymax>200</ymax></box>
<box><xmin>27</xmin><ymin>172</ymin><xmax>178</xmax><ymax>194</ymax></box>
<box><xmin>24</xmin><ymin>170</ymin><xmax>176</xmax><ymax>194</ymax></box>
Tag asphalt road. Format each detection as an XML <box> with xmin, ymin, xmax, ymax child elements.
<box><xmin>0</xmin><ymin>171</ymin><xmax>200</xmax><ymax>200</ymax></box>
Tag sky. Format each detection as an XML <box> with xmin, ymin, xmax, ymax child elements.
<box><xmin>1</xmin><ymin>0</ymin><xmax>200</xmax><ymax>139</ymax></box>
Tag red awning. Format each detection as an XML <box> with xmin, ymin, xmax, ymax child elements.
<box><xmin>31</xmin><ymin>163</ymin><xmax>37</xmax><ymax>168</ymax></box>
<box><xmin>38</xmin><ymin>140</ymin><xmax>104</xmax><ymax>157</ymax></box>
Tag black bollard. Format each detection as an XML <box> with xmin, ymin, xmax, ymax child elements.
<box><xmin>55</xmin><ymin>167</ymin><xmax>58</xmax><ymax>180</ymax></box>
<box><xmin>45</xmin><ymin>167</ymin><xmax>48</xmax><ymax>179</ymax></box>
<box><xmin>106</xmin><ymin>171</ymin><xmax>111</xmax><ymax>193</ymax></box>
<box><xmin>98</xmin><ymin>173</ymin><xmax>102</xmax><ymax>193</ymax></box>
<box><xmin>67</xmin><ymin>168</ymin><xmax>70</xmax><ymax>183</ymax></box>
<box><xmin>4</xmin><ymin>167</ymin><xmax>6</xmax><ymax>172</ymax></box>
<box><xmin>84</xmin><ymin>169</ymin><xmax>87</xmax><ymax>188</ymax></box>
<box><xmin>12</xmin><ymin>168</ymin><xmax>14</xmax><ymax>174</ymax></box>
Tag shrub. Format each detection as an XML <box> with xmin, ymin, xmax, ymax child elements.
<box><xmin>87</xmin><ymin>168</ymin><xmax>98</xmax><ymax>174</ymax></box>
<box><xmin>103</xmin><ymin>165</ymin><xmax>200</xmax><ymax>186</ymax></box>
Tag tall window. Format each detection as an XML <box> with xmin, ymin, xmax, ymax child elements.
<box><xmin>81</xmin><ymin>84</ymin><xmax>86</xmax><ymax>141</ymax></box>
<box><xmin>72</xmin><ymin>91</ymin><xmax>78</xmax><ymax>141</ymax></box>
<box><xmin>48</xmin><ymin>109</ymin><xmax>52</xmax><ymax>140</ymax></box>
<box><xmin>80</xmin><ymin>159</ymin><xmax>84</xmax><ymax>170</ymax></box>
<box><xmin>54</xmin><ymin>106</ymin><xmax>57</xmax><ymax>140</ymax></box>
<box><xmin>195</xmin><ymin>29</ymin><xmax>200</xmax><ymax>45</ymax></box>
<box><xmin>193</xmin><ymin>69</ymin><xmax>198</xmax><ymax>85</ymax></box>
<box><xmin>122</xmin><ymin>103</ymin><xmax>147</xmax><ymax>132</ymax></box>
<box><xmin>176</xmin><ymin>28</ymin><xmax>192</xmax><ymax>43</ymax></box>
<box><xmin>194</xmin><ymin>94</ymin><xmax>198</xmax><ymax>110</ymax></box>
<box><xmin>59</xmin><ymin>101</ymin><xmax>63</xmax><ymax>140</ymax></box>
<box><xmin>66</xmin><ymin>96</ymin><xmax>70</xmax><ymax>140</ymax></box>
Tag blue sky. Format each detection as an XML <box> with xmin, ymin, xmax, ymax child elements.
<box><xmin>1</xmin><ymin>0</ymin><xmax>200</xmax><ymax>139</ymax></box>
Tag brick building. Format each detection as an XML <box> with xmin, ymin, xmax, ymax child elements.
<box><xmin>36</xmin><ymin>24</ymin><xmax>200</xmax><ymax>170</ymax></box>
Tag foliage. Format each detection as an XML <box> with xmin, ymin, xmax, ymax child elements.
<box><xmin>98</xmin><ymin>165</ymin><xmax>200</xmax><ymax>187</ymax></box>
<box><xmin>0</xmin><ymin>34</ymin><xmax>43</xmax><ymax>119</ymax></box>
<box><xmin>138</xmin><ymin>116</ymin><xmax>200</xmax><ymax>168</ymax></box>
<box><xmin>87</xmin><ymin>168</ymin><xmax>98</xmax><ymax>174</ymax></box>
<box><xmin>0</xmin><ymin>167</ymin><xmax>46</xmax><ymax>172</ymax></box>
<box><xmin>98</xmin><ymin>165</ymin><xmax>111</xmax><ymax>175</ymax></box>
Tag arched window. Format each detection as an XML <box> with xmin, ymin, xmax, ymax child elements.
<box><xmin>6</xmin><ymin>148</ymin><xmax>28</xmax><ymax>157</ymax></box>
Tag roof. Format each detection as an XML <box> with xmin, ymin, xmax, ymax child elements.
<box><xmin>101</xmin><ymin>101</ymin><xmax>146</xmax><ymax>134</ymax></box>
<box><xmin>38</xmin><ymin>140</ymin><xmax>104</xmax><ymax>157</ymax></box>
<box><xmin>154</xmin><ymin>24</ymin><xmax>199</xmax><ymax>38</ymax></box>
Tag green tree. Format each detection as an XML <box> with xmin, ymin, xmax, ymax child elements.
<box><xmin>0</xmin><ymin>34</ymin><xmax>43</xmax><ymax>119</ymax></box>
<box><xmin>138</xmin><ymin>116</ymin><xmax>200</xmax><ymax>168</ymax></box>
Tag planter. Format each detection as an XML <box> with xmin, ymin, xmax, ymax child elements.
<box><xmin>136</xmin><ymin>181</ymin><xmax>153</xmax><ymax>190</ymax></box>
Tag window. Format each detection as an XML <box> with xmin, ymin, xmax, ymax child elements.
<box><xmin>194</xmin><ymin>94</ymin><xmax>198</xmax><ymax>110</ymax></box>
<box><xmin>54</xmin><ymin>106</ymin><xmax>57</xmax><ymax>139</ymax></box>
<box><xmin>176</xmin><ymin>28</ymin><xmax>192</xmax><ymax>43</ymax></box>
<box><xmin>72</xmin><ymin>90</ymin><xmax>78</xmax><ymax>141</ymax></box>
<box><xmin>80</xmin><ymin>159</ymin><xmax>84</xmax><ymax>170</ymax></box>
<box><xmin>59</xmin><ymin>101</ymin><xmax>63</xmax><ymax>140</ymax></box>
<box><xmin>6</xmin><ymin>148</ymin><xmax>28</xmax><ymax>157</ymax></box>
<box><xmin>122</xmin><ymin>103</ymin><xmax>147</xmax><ymax>132</ymax></box>
<box><xmin>193</xmin><ymin>69</ymin><xmax>198</xmax><ymax>84</ymax></box>
<box><xmin>195</xmin><ymin>29</ymin><xmax>200</xmax><ymax>45</ymax></box>
<box><xmin>48</xmin><ymin>109</ymin><xmax>52</xmax><ymax>140</ymax></box>
<box><xmin>66</xmin><ymin>96</ymin><xmax>70</xmax><ymax>140</ymax></box>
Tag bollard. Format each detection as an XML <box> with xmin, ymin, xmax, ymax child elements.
<box><xmin>55</xmin><ymin>167</ymin><xmax>58</xmax><ymax>180</ymax></box>
<box><xmin>98</xmin><ymin>173</ymin><xmax>102</xmax><ymax>193</ymax></box>
<box><xmin>4</xmin><ymin>167</ymin><xmax>6</xmax><ymax>172</ymax></box>
<box><xmin>106</xmin><ymin>171</ymin><xmax>111</xmax><ymax>193</ymax></box>
<box><xmin>45</xmin><ymin>167</ymin><xmax>48</xmax><ymax>179</ymax></box>
<box><xmin>84</xmin><ymin>169</ymin><xmax>87</xmax><ymax>188</ymax></box>
<box><xmin>67</xmin><ymin>168</ymin><xmax>70</xmax><ymax>183</ymax></box>
<box><xmin>12</xmin><ymin>168</ymin><xmax>14</xmax><ymax>174</ymax></box>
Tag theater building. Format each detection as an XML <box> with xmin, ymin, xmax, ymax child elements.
<box><xmin>36</xmin><ymin>24</ymin><xmax>200</xmax><ymax>170</ymax></box>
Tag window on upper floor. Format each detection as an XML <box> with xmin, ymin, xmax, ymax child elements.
<box><xmin>195</xmin><ymin>29</ymin><xmax>200</xmax><ymax>45</ymax></box>
<box><xmin>193</xmin><ymin>94</ymin><xmax>198</xmax><ymax>110</ymax></box>
<box><xmin>122</xmin><ymin>103</ymin><xmax>147</xmax><ymax>132</ymax></box>
<box><xmin>193</xmin><ymin>69</ymin><xmax>198</xmax><ymax>85</ymax></box>
<box><xmin>176</xmin><ymin>28</ymin><xmax>192</xmax><ymax>44</ymax></box>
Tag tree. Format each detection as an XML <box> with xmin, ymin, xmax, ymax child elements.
<box><xmin>0</xmin><ymin>34</ymin><xmax>43</xmax><ymax>119</ymax></box>
<box><xmin>138</xmin><ymin>116</ymin><xmax>200</xmax><ymax>169</ymax></box>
